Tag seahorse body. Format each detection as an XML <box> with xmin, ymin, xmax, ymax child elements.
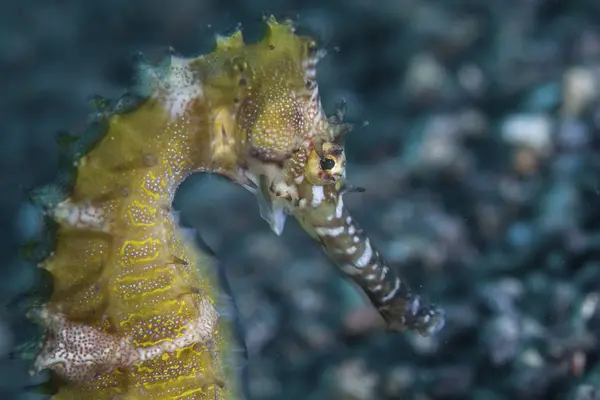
<box><xmin>28</xmin><ymin>16</ymin><xmax>444</xmax><ymax>400</ymax></box>
<box><xmin>31</xmin><ymin>66</ymin><xmax>237</xmax><ymax>398</ymax></box>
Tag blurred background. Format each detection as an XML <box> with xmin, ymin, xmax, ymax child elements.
<box><xmin>2</xmin><ymin>0</ymin><xmax>600</xmax><ymax>399</ymax></box>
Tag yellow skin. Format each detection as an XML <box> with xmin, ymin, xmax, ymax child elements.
<box><xmin>29</xmin><ymin>17</ymin><xmax>444</xmax><ymax>400</ymax></box>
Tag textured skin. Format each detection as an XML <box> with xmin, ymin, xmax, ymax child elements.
<box><xmin>30</xmin><ymin>16</ymin><xmax>444</xmax><ymax>400</ymax></box>
<box><xmin>35</xmin><ymin>96</ymin><xmax>231</xmax><ymax>399</ymax></box>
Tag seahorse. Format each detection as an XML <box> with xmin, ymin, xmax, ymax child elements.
<box><xmin>25</xmin><ymin>16</ymin><xmax>445</xmax><ymax>399</ymax></box>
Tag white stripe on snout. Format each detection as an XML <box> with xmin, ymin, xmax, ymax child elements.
<box><xmin>381</xmin><ymin>278</ymin><xmax>400</xmax><ymax>303</ymax></box>
<box><xmin>311</xmin><ymin>186</ymin><xmax>325</xmax><ymax>207</ymax></box>
<box><xmin>315</xmin><ymin>226</ymin><xmax>345</xmax><ymax>237</ymax></box>
<box><xmin>355</xmin><ymin>240</ymin><xmax>372</xmax><ymax>268</ymax></box>
<box><xmin>380</xmin><ymin>266</ymin><xmax>388</xmax><ymax>281</ymax></box>
<box><xmin>335</xmin><ymin>197</ymin><xmax>344</xmax><ymax>219</ymax></box>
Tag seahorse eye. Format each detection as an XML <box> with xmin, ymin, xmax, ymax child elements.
<box><xmin>320</xmin><ymin>157</ymin><xmax>336</xmax><ymax>171</ymax></box>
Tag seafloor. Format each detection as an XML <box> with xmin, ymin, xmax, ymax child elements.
<box><xmin>2</xmin><ymin>1</ymin><xmax>600</xmax><ymax>399</ymax></box>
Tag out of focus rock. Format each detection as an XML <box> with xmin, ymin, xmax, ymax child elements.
<box><xmin>537</xmin><ymin>180</ymin><xmax>580</xmax><ymax>233</ymax></box>
<box><xmin>502</xmin><ymin>114</ymin><xmax>554</xmax><ymax>155</ymax></box>
<box><xmin>342</xmin><ymin>306</ymin><xmax>385</xmax><ymax>337</ymax></box>
<box><xmin>513</xmin><ymin>146</ymin><xmax>541</xmax><ymax>176</ymax></box>
<box><xmin>571</xmin><ymin>385</ymin><xmax>600</xmax><ymax>400</ymax></box>
<box><xmin>457</xmin><ymin>64</ymin><xmax>486</xmax><ymax>98</ymax></box>
<box><xmin>562</xmin><ymin>67</ymin><xmax>598</xmax><ymax>117</ymax></box>
<box><xmin>247</xmin><ymin>359</ymin><xmax>281</xmax><ymax>399</ymax></box>
<box><xmin>523</xmin><ymin>82</ymin><xmax>561</xmax><ymax>113</ymax></box>
<box><xmin>482</xmin><ymin>314</ymin><xmax>522</xmax><ymax>366</ymax></box>
<box><xmin>327</xmin><ymin>359</ymin><xmax>379</xmax><ymax>400</ymax></box>
<box><xmin>384</xmin><ymin>364</ymin><xmax>415</xmax><ymax>397</ymax></box>
<box><xmin>428</xmin><ymin>364</ymin><xmax>474</xmax><ymax>397</ymax></box>
<box><xmin>478</xmin><ymin>278</ymin><xmax>524</xmax><ymax>314</ymax></box>
<box><xmin>556</xmin><ymin>119</ymin><xmax>591</xmax><ymax>151</ymax></box>
<box><xmin>402</xmin><ymin>53</ymin><xmax>450</xmax><ymax>103</ymax></box>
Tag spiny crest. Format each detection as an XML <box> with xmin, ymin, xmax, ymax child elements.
<box><xmin>130</xmin><ymin>15</ymin><xmax>330</xmax><ymax>129</ymax></box>
<box><xmin>326</xmin><ymin>99</ymin><xmax>369</xmax><ymax>145</ymax></box>
<box><xmin>214</xmin><ymin>25</ymin><xmax>244</xmax><ymax>52</ymax></box>
<box><xmin>264</xmin><ymin>14</ymin><xmax>296</xmax><ymax>33</ymax></box>
<box><xmin>133</xmin><ymin>51</ymin><xmax>204</xmax><ymax>120</ymax></box>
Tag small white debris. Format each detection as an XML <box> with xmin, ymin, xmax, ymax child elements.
<box><xmin>502</xmin><ymin>114</ymin><xmax>553</xmax><ymax>154</ymax></box>
<box><xmin>52</xmin><ymin>199</ymin><xmax>107</xmax><ymax>231</ymax></box>
<box><xmin>403</xmin><ymin>52</ymin><xmax>449</xmax><ymax>99</ymax></box>
<box><xmin>562</xmin><ymin>66</ymin><xmax>598</xmax><ymax>117</ymax></box>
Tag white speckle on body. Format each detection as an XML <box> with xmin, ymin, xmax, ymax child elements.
<box><xmin>53</xmin><ymin>199</ymin><xmax>106</xmax><ymax>231</ymax></box>
<box><xmin>142</xmin><ymin>55</ymin><xmax>204</xmax><ymax>120</ymax></box>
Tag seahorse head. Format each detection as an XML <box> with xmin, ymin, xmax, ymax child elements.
<box><xmin>211</xmin><ymin>17</ymin><xmax>358</xmax><ymax>235</ymax></box>
<box><xmin>250</xmin><ymin>97</ymin><xmax>358</xmax><ymax>235</ymax></box>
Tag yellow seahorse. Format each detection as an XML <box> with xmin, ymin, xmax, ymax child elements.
<box><xmin>26</xmin><ymin>16</ymin><xmax>444</xmax><ymax>399</ymax></box>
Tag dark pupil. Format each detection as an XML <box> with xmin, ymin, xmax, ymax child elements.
<box><xmin>320</xmin><ymin>158</ymin><xmax>336</xmax><ymax>171</ymax></box>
